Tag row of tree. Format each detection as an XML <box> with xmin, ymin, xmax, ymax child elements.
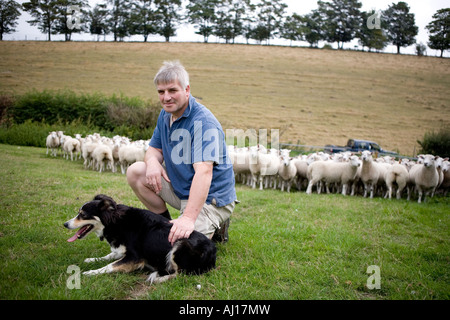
<box><xmin>1</xmin><ymin>0</ymin><xmax>449</xmax><ymax>56</ymax></box>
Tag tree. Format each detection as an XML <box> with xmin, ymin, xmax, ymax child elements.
<box><xmin>318</xmin><ymin>0</ymin><xmax>362</xmax><ymax>49</ymax></box>
<box><xmin>280</xmin><ymin>13</ymin><xmax>304</xmax><ymax>46</ymax></box>
<box><xmin>255</xmin><ymin>0</ymin><xmax>287</xmax><ymax>44</ymax></box>
<box><xmin>89</xmin><ymin>3</ymin><xmax>109</xmax><ymax>40</ymax></box>
<box><xmin>186</xmin><ymin>0</ymin><xmax>219</xmax><ymax>43</ymax></box>
<box><xmin>155</xmin><ymin>0</ymin><xmax>182</xmax><ymax>42</ymax></box>
<box><xmin>105</xmin><ymin>0</ymin><xmax>132</xmax><ymax>41</ymax></box>
<box><xmin>382</xmin><ymin>1</ymin><xmax>418</xmax><ymax>54</ymax></box>
<box><xmin>23</xmin><ymin>0</ymin><xmax>88</xmax><ymax>41</ymax></box>
<box><xmin>426</xmin><ymin>8</ymin><xmax>450</xmax><ymax>58</ymax></box>
<box><xmin>214</xmin><ymin>5</ymin><xmax>234</xmax><ymax>43</ymax></box>
<box><xmin>302</xmin><ymin>10</ymin><xmax>323</xmax><ymax>48</ymax></box>
<box><xmin>415</xmin><ymin>42</ymin><xmax>426</xmax><ymax>56</ymax></box>
<box><xmin>23</xmin><ymin>0</ymin><xmax>59</xmax><ymax>41</ymax></box>
<box><xmin>53</xmin><ymin>0</ymin><xmax>89</xmax><ymax>41</ymax></box>
<box><xmin>358</xmin><ymin>10</ymin><xmax>388</xmax><ymax>52</ymax></box>
<box><xmin>0</xmin><ymin>0</ymin><xmax>21</xmax><ymax>40</ymax></box>
<box><xmin>213</xmin><ymin>0</ymin><xmax>250</xmax><ymax>44</ymax></box>
<box><xmin>128</xmin><ymin>0</ymin><xmax>156</xmax><ymax>42</ymax></box>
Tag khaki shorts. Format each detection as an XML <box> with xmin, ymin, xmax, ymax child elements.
<box><xmin>158</xmin><ymin>178</ymin><xmax>235</xmax><ymax>237</ymax></box>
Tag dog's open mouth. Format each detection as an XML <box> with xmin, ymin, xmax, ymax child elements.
<box><xmin>67</xmin><ymin>224</ymin><xmax>94</xmax><ymax>242</ymax></box>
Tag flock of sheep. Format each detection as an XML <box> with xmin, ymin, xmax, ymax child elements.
<box><xmin>45</xmin><ymin>131</ymin><xmax>148</xmax><ymax>174</ymax></box>
<box><xmin>46</xmin><ymin>131</ymin><xmax>449</xmax><ymax>203</ymax></box>
<box><xmin>229</xmin><ymin>145</ymin><xmax>449</xmax><ymax>203</ymax></box>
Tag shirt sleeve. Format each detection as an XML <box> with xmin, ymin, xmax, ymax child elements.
<box><xmin>149</xmin><ymin>112</ymin><xmax>163</xmax><ymax>150</ymax></box>
<box><xmin>191</xmin><ymin>120</ymin><xmax>224</xmax><ymax>165</ymax></box>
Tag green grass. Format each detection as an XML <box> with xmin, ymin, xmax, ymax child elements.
<box><xmin>0</xmin><ymin>143</ymin><xmax>449</xmax><ymax>300</ymax></box>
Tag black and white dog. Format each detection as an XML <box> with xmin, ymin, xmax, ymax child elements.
<box><xmin>64</xmin><ymin>194</ymin><xmax>217</xmax><ymax>283</ymax></box>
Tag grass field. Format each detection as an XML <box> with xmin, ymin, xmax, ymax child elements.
<box><xmin>0</xmin><ymin>144</ymin><xmax>448</xmax><ymax>300</ymax></box>
<box><xmin>1</xmin><ymin>41</ymin><xmax>449</xmax><ymax>155</ymax></box>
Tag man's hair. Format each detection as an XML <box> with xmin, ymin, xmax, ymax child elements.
<box><xmin>153</xmin><ymin>60</ymin><xmax>190</xmax><ymax>89</ymax></box>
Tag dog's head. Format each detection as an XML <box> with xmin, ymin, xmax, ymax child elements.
<box><xmin>64</xmin><ymin>194</ymin><xmax>118</xmax><ymax>242</ymax></box>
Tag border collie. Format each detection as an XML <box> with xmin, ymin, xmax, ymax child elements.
<box><xmin>63</xmin><ymin>194</ymin><xmax>217</xmax><ymax>283</ymax></box>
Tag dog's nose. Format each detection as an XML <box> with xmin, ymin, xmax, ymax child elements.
<box><xmin>64</xmin><ymin>222</ymin><xmax>69</xmax><ymax>228</ymax></box>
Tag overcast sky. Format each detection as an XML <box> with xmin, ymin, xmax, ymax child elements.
<box><xmin>4</xmin><ymin>0</ymin><xmax>449</xmax><ymax>57</ymax></box>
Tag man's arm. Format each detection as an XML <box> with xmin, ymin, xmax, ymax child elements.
<box><xmin>168</xmin><ymin>161</ymin><xmax>213</xmax><ymax>245</ymax></box>
<box><xmin>144</xmin><ymin>146</ymin><xmax>170</xmax><ymax>194</ymax></box>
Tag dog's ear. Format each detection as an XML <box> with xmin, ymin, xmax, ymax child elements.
<box><xmin>94</xmin><ymin>194</ymin><xmax>116</xmax><ymax>203</ymax></box>
<box><xmin>95</xmin><ymin>195</ymin><xmax>118</xmax><ymax>224</ymax></box>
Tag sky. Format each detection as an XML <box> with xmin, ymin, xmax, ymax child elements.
<box><xmin>4</xmin><ymin>0</ymin><xmax>449</xmax><ymax>57</ymax></box>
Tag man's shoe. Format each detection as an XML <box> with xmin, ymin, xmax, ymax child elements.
<box><xmin>212</xmin><ymin>218</ymin><xmax>230</xmax><ymax>243</ymax></box>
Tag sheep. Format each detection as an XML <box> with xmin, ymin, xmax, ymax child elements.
<box><xmin>81</xmin><ymin>138</ymin><xmax>99</xmax><ymax>169</ymax></box>
<box><xmin>306</xmin><ymin>155</ymin><xmax>360</xmax><ymax>196</ymax></box>
<box><xmin>292</xmin><ymin>156</ymin><xmax>308</xmax><ymax>191</ymax></box>
<box><xmin>118</xmin><ymin>142</ymin><xmax>146</xmax><ymax>174</ymax></box>
<box><xmin>277</xmin><ymin>150</ymin><xmax>297</xmax><ymax>192</ymax></box>
<box><xmin>408</xmin><ymin>154</ymin><xmax>440</xmax><ymax>203</ymax></box>
<box><xmin>384</xmin><ymin>162</ymin><xmax>409</xmax><ymax>199</ymax></box>
<box><xmin>440</xmin><ymin>160</ymin><xmax>450</xmax><ymax>196</ymax></box>
<box><xmin>360</xmin><ymin>151</ymin><xmax>381</xmax><ymax>198</ymax></box>
<box><xmin>248</xmin><ymin>145</ymin><xmax>280</xmax><ymax>190</ymax></box>
<box><xmin>63</xmin><ymin>136</ymin><xmax>81</xmax><ymax>161</ymax></box>
<box><xmin>45</xmin><ymin>131</ymin><xmax>60</xmax><ymax>157</ymax></box>
<box><xmin>229</xmin><ymin>146</ymin><xmax>251</xmax><ymax>185</ymax></box>
<box><xmin>432</xmin><ymin>157</ymin><xmax>448</xmax><ymax>196</ymax></box>
<box><xmin>92</xmin><ymin>143</ymin><xmax>114</xmax><ymax>173</ymax></box>
<box><xmin>110</xmin><ymin>139</ymin><xmax>124</xmax><ymax>173</ymax></box>
<box><xmin>263</xmin><ymin>149</ymin><xmax>281</xmax><ymax>189</ymax></box>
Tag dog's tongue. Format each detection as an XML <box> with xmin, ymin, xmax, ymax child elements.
<box><xmin>67</xmin><ymin>226</ymin><xmax>87</xmax><ymax>242</ymax></box>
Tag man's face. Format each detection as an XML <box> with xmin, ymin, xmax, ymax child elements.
<box><xmin>156</xmin><ymin>80</ymin><xmax>190</xmax><ymax>118</ymax></box>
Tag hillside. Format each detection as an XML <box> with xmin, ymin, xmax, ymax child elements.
<box><xmin>1</xmin><ymin>41</ymin><xmax>449</xmax><ymax>155</ymax></box>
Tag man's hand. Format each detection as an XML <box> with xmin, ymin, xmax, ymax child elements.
<box><xmin>145</xmin><ymin>158</ymin><xmax>170</xmax><ymax>194</ymax></box>
<box><xmin>168</xmin><ymin>215</ymin><xmax>195</xmax><ymax>245</ymax></box>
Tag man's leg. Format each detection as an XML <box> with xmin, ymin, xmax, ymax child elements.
<box><xmin>126</xmin><ymin>161</ymin><xmax>169</xmax><ymax>214</ymax></box>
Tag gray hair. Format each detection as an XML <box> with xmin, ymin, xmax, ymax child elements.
<box><xmin>153</xmin><ymin>60</ymin><xmax>190</xmax><ymax>89</ymax></box>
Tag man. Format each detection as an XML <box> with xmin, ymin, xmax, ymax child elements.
<box><xmin>127</xmin><ymin>61</ymin><xmax>237</xmax><ymax>245</ymax></box>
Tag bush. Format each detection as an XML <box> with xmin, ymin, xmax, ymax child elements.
<box><xmin>417</xmin><ymin>128</ymin><xmax>450</xmax><ymax>157</ymax></box>
<box><xmin>0</xmin><ymin>119</ymin><xmax>106</xmax><ymax>148</ymax></box>
<box><xmin>0</xmin><ymin>90</ymin><xmax>161</xmax><ymax>147</ymax></box>
<box><xmin>0</xmin><ymin>94</ymin><xmax>15</xmax><ymax>126</ymax></box>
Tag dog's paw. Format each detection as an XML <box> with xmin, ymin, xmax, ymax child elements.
<box><xmin>82</xmin><ymin>269</ymin><xmax>97</xmax><ymax>276</ymax></box>
<box><xmin>146</xmin><ymin>271</ymin><xmax>159</xmax><ymax>284</ymax></box>
<box><xmin>84</xmin><ymin>258</ymin><xmax>98</xmax><ymax>263</ymax></box>
<box><xmin>146</xmin><ymin>271</ymin><xmax>177</xmax><ymax>284</ymax></box>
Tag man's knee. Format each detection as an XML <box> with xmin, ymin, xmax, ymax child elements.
<box><xmin>126</xmin><ymin>161</ymin><xmax>146</xmax><ymax>186</ymax></box>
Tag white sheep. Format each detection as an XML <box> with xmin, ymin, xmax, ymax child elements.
<box><xmin>230</xmin><ymin>146</ymin><xmax>252</xmax><ymax>185</ymax></box>
<box><xmin>92</xmin><ymin>143</ymin><xmax>114</xmax><ymax>173</ymax></box>
<box><xmin>360</xmin><ymin>151</ymin><xmax>381</xmax><ymax>198</ymax></box>
<box><xmin>81</xmin><ymin>138</ymin><xmax>99</xmax><ymax>169</ymax></box>
<box><xmin>63</xmin><ymin>136</ymin><xmax>81</xmax><ymax>161</ymax></box>
<box><xmin>118</xmin><ymin>142</ymin><xmax>146</xmax><ymax>174</ymax></box>
<box><xmin>306</xmin><ymin>155</ymin><xmax>360</xmax><ymax>196</ymax></box>
<box><xmin>292</xmin><ymin>156</ymin><xmax>308</xmax><ymax>191</ymax></box>
<box><xmin>384</xmin><ymin>162</ymin><xmax>409</xmax><ymax>199</ymax></box>
<box><xmin>440</xmin><ymin>160</ymin><xmax>450</xmax><ymax>196</ymax></box>
<box><xmin>249</xmin><ymin>145</ymin><xmax>279</xmax><ymax>190</ymax></box>
<box><xmin>408</xmin><ymin>154</ymin><xmax>440</xmax><ymax>203</ymax></box>
<box><xmin>277</xmin><ymin>150</ymin><xmax>297</xmax><ymax>192</ymax></box>
<box><xmin>45</xmin><ymin>131</ymin><xmax>60</xmax><ymax>157</ymax></box>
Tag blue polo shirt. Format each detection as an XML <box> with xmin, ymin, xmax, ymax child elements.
<box><xmin>149</xmin><ymin>94</ymin><xmax>236</xmax><ymax>207</ymax></box>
